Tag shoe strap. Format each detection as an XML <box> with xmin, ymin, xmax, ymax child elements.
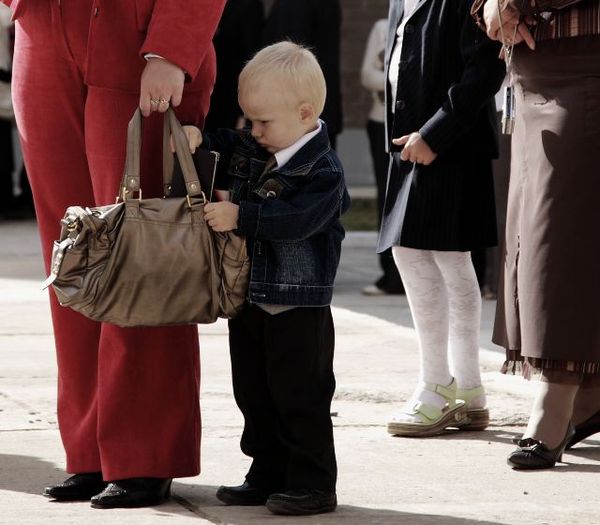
<box><xmin>409</xmin><ymin>401</ymin><xmax>442</xmax><ymax>423</ymax></box>
<box><xmin>456</xmin><ymin>384</ymin><xmax>485</xmax><ymax>404</ymax></box>
<box><xmin>421</xmin><ymin>379</ymin><xmax>456</xmax><ymax>402</ymax></box>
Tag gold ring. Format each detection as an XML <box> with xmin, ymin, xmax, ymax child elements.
<box><xmin>158</xmin><ymin>98</ymin><xmax>169</xmax><ymax>104</ymax></box>
<box><xmin>150</xmin><ymin>99</ymin><xmax>160</xmax><ymax>105</ymax></box>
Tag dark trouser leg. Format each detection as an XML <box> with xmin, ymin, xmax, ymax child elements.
<box><xmin>266</xmin><ymin>307</ymin><xmax>337</xmax><ymax>491</ymax></box>
<box><xmin>228</xmin><ymin>306</ymin><xmax>289</xmax><ymax>490</ymax></box>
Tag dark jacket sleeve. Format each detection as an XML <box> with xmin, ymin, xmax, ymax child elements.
<box><xmin>237</xmin><ymin>167</ymin><xmax>348</xmax><ymax>242</ymax></box>
<box><xmin>419</xmin><ymin>0</ymin><xmax>505</xmax><ymax>154</ymax></box>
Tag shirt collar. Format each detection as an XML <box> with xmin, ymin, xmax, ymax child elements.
<box><xmin>273</xmin><ymin>120</ymin><xmax>323</xmax><ymax>170</ymax></box>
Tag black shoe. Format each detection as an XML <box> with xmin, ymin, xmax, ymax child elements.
<box><xmin>215</xmin><ymin>482</ymin><xmax>273</xmax><ymax>506</ymax></box>
<box><xmin>90</xmin><ymin>478</ymin><xmax>172</xmax><ymax>508</ymax></box>
<box><xmin>507</xmin><ymin>423</ymin><xmax>575</xmax><ymax>470</ymax></box>
<box><xmin>266</xmin><ymin>489</ymin><xmax>337</xmax><ymax>516</ymax></box>
<box><xmin>566</xmin><ymin>409</ymin><xmax>600</xmax><ymax>450</ymax></box>
<box><xmin>43</xmin><ymin>472</ymin><xmax>107</xmax><ymax>501</ymax></box>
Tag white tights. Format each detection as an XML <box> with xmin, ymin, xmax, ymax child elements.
<box><xmin>392</xmin><ymin>247</ymin><xmax>485</xmax><ymax>411</ymax></box>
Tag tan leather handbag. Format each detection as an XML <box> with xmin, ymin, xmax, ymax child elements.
<box><xmin>43</xmin><ymin>108</ymin><xmax>249</xmax><ymax>327</ymax></box>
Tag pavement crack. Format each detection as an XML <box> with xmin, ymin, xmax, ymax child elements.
<box><xmin>171</xmin><ymin>494</ymin><xmax>226</xmax><ymax>524</ymax></box>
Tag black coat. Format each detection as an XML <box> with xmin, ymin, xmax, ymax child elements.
<box><xmin>263</xmin><ymin>0</ymin><xmax>343</xmax><ymax>140</ymax></box>
<box><xmin>377</xmin><ymin>0</ymin><xmax>505</xmax><ymax>252</ymax></box>
<box><xmin>204</xmin><ymin>0</ymin><xmax>264</xmax><ymax>131</ymax></box>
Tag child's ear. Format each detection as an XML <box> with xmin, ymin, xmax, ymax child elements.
<box><xmin>299</xmin><ymin>103</ymin><xmax>315</xmax><ymax>123</ymax></box>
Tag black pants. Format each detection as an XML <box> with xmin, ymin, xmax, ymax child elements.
<box><xmin>228</xmin><ymin>304</ymin><xmax>337</xmax><ymax>492</ymax></box>
<box><xmin>367</xmin><ymin>119</ymin><xmax>403</xmax><ymax>292</ymax></box>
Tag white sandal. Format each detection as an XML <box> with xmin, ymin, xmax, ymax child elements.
<box><xmin>387</xmin><ymin>379</ymin><xmax>468</xmax><ymax>437</ymax></box>
<box><xmin>456</xmin><ymin>384</ymin><xmax>489</xmax><ymax>431</ymax></box>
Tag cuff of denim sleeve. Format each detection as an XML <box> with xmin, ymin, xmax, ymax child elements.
<box><xmin>237</xmin><ymin>201</ymin><xmax>261</xmax><ymax>238</ymax></box>
<box><xmin>419</xmin><ymin>108</ymin><xmax>467</xmax><ymax>155</ymax></box>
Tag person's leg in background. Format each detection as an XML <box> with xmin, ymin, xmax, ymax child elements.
<box><xmin>363</xmin><ymin>119</ymin><xmax>403</xmax><ymax>295</ymax></box>
<box><xmin>0</xmin><ymin>116</ymin><xmax>14</xmax><ymax>218</ymax></box>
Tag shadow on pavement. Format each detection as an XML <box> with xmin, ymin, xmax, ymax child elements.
<box><xmin>172</xmin><ymin>483</ymin><xmax>510</xmax><ymax>525</ymax></box>
<box><xmin>0</xmin><ymin>454</ymin><xmax>64</xmax><ymax>496</ymax></box>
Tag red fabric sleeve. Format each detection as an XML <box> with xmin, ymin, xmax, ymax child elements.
<box><xmin>140</xmin><ymin>0</ymin><xmax>226</xmax><ymax>80</ymax></box>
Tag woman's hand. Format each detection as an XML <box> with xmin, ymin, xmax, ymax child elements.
<box><xmin>393</xmin><ymin>132</ymin><xmax>437</xmax><ymax>165</ymax></box>
<box><xmin>139</xmin><ymin>57</ymin><xmax>185</xmax><ymax>117</ymax></box>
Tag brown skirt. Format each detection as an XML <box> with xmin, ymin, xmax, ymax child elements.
<box><xmin>494</xmin><ymin>35</ymin><xmax>600</xmax><ymax>384</ymax></box>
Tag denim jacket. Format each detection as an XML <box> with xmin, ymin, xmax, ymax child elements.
<box><xmin>202</xmin><ymin>123</ymin><xmax>350</xmax><ymax>306</ymax></box>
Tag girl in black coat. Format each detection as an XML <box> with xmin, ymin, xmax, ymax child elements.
<box><xmin>381</xmin><ymin>0</ymin><xmax>505</xmax><ymax>438</ymax></box>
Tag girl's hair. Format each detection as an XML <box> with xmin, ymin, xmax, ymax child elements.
<box><xmin>239</xmin><ymin>41</ymin><xmax>326</xmax><ymax>116</ymax></box>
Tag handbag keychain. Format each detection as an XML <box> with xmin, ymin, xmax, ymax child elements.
<box><xmin>497</xmin><ymin>0</ymin><xmax>520</xmax><ymax>134</ymax></box>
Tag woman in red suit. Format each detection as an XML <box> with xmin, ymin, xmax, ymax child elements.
<box><xmin>4</xmin><ymin>0</ymin><xmax>225</xmax><ymax>508</ymax></box>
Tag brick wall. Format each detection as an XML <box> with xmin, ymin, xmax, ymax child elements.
<box><xmin>261</xmin><ymin>0</ymin><xmax>389</xmax><ymax>128</ymax></box>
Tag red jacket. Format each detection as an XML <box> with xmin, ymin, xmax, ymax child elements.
<box><xmin>3</xmin><ymin>0</ymin><xmax>225</xmax><ymax>93</ymax></box>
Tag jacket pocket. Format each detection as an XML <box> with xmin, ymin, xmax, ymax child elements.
<box><xmin>135</xmin><ymin>0</ymin><xmax>155</xmax><ymax>32</ymax></box>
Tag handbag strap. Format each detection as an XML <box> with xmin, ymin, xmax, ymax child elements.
<box><xmin>119</xmin><ymin>108</ymin><xmax>205</xmax><ymax>201</ymax></box>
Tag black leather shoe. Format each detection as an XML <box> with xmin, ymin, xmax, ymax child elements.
<box><xmin>43</xmin><ymin>472</ymin><xmax>107</xmax><ymax>501</ymax></box>
<box><xmin>215</xmin><ymin>482</ymin><xmax>273</xmax><ymax>506</ymax></box>
<box><xmin>566</xmin><ymin>409</ymin><xmax>600</xmax><ymax>450</ymax></box>
<box><xmin>508</xmin><ymin>423</ymin><xmax>575</xmax><ymax>470</ymax></box>
<box><xmin>266</xmin><ymin>489</ymin><xmax>337</xmax><ymax>515</ymax></box>
<box><xmin>90</xmin><ymin>478</ymin><xmax>172</xmax><ymax>508</ymax></box>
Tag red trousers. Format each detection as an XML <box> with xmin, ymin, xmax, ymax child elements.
<box><xmin>12</xmin><ymin>1</ymin><xmax>209</xmax><ymax>479</ymax></box>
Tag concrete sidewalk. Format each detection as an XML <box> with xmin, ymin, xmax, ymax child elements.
<box><xmin>1</xmin><ymin>221</ymin><xmax>599</xmax><ymax>525</ymax></box>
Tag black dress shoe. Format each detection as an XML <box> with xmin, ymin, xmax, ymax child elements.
<box><xmin>507</xmin><ymin>423</ymin><xmax>575</xmax><ymax>470</ymax></box>
<box><xmin>566</xmin><ymin>409</ymin><xmax>600</xmax><ymax>450</ymax></box>
<box><xmin>90</xmin><ymin>478</ymin><xmax>172</xmax><ymax>508</ymax></box>
<box><xmin>43</xmin><ymin>472</ymin><xmax>107</xmax><ymax>501</ymax></box>
<box><xmin>215</xmin><ymin>482</ymin><xmax>273</xmax><ymax>506</ymax></box>
<box><xmin>266</xmin><ymin>489</ymin><xmax>337</xmax><ymax>515</ymax></box>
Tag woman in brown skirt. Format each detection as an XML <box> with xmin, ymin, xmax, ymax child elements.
<box><xmin>473</xmin><ymin>0</ymin><xmax>600</xmax><ymax>468</ymax></box>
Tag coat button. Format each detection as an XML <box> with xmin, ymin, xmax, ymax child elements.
<box><xmin>404</xmin><ymin>24</ymin><xmax>414</xmax><ymax>34</ymax></box>
<box><xmin>395</xmin><ymin>99</ymin><xmax>406</xmax><ymax>111</ymax></box>
<box><xmin>266</xmin><ymin>190</ymin><xmax>277</xmax><ymax>199</ymax></box>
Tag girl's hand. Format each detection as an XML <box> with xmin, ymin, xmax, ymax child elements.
<box><xmin>393</xmin><ymin>132</ymin><xmax>437</xmax><ymax>165</ymax></box>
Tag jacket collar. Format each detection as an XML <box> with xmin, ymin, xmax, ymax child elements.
<box><xmin>271</xmin><ymin>121</ymin><xmax>332</xmax><ymax>177</ymax></box>
<box><xmin>236</xmin><ymin>121</ymin><xmax>332</xmax><ymax>178</ymax></box>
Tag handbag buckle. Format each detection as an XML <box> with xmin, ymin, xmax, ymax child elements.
<box><xmin>186</xmin><ymin>192</ymin><xmax>207</xmax><ymax>208</ymax></box>
<box><xmin>118</xmin><ymin>187</ymin><xmax>143</xmax><ymax>202</ymax></box>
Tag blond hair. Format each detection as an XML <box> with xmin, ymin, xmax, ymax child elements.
<box><xmin>239</xmin><ymin>41</ymin><xmax>326</xmax><ymax>117</ymax></box>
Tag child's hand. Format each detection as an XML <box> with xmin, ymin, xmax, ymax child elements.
<box><xmin>171</xmin><ymin>125</ymin><xmax>203</xmax><ymax>153</ymax></box>
<box><xmin>393</xmin><ymin>132</ymin><xmax>437</xmax><ymax>165</ymax></box>
<box><xmin>204</xmin><ymin>202</ymin><xmax>239</xmax><ymax>232</ymax></box>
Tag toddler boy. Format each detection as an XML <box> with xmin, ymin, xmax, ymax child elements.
<box><xmin>184</xmin><ymin>41</ymin><xmax>350</xmax><ymax>516</ymax></box>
